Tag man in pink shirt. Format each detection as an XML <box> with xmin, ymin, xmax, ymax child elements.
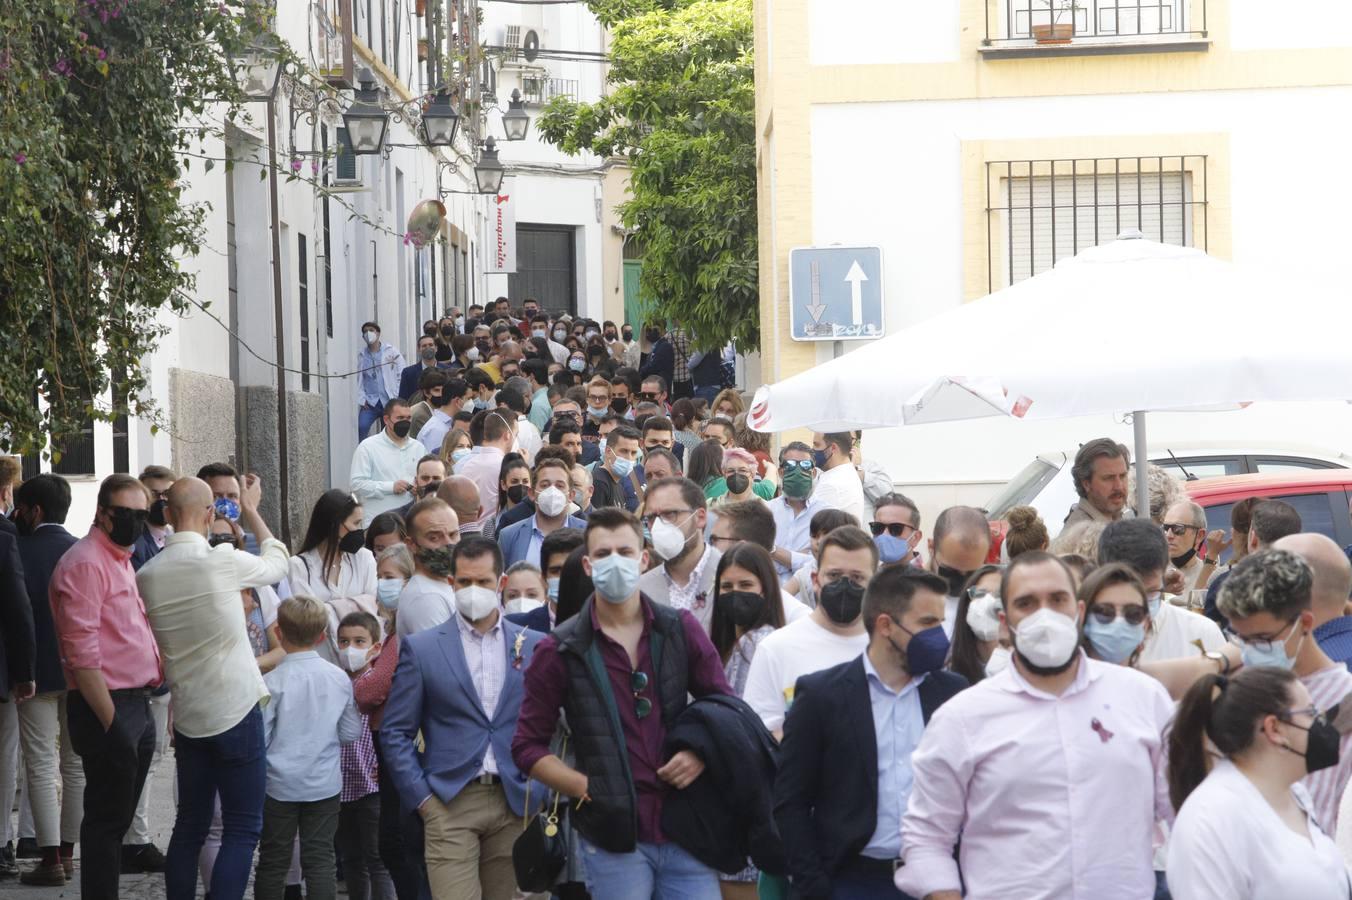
<box><xmin>896</xmin><ymin>551</ymin><xmax>1174</xmax><ymax>900</ymax></box>
<box><xmin>49</xmin><ymin>473</ymin><xmax>162</xmax><ymax>900</ymax></box>
<box><xmin>453</xmin><ymin>409</ymin><xmax>515</xmax><ymax>533</ymax></box>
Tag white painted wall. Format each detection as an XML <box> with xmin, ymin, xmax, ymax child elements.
<box><xmin>809</xmin><ymin>0</ymin><xmax>961</xmax><ymax>66</ymax></box>
<box><xmin>805</xmin><ymin>85</ymin><xmax>1352</xmax><ymax>511</ymax></box>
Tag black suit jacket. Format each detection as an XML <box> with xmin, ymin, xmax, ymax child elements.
<box><xmin>774</xmin><ymin>656</ymin><xmax>968</xmax><ymax>899</ymax></box>
<box><xmin>0</xmin><ymin>528</ymin><xmax>35</xmax><ymax>698</ymax></box>
<box><xmin>18</xmin><ymin>525</ymin><xmax>79</xmax><ymax>694</ymax></box>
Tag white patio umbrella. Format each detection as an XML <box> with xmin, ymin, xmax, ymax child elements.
<box><xmin>749</xmin><ymin>233</ymin><xmax>1352</xmax><ymax>515</ymax></box>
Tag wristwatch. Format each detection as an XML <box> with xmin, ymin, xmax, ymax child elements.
<box><xmin>1203</xmin><ymin>650</ymin><xmax>1232</xmax><ymax>675</ymax></box>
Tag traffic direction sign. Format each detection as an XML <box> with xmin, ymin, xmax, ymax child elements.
<box><xmin>788</xmin><ymin>246</ymin><xmax>884</xmax><ymax>341</ymax></box>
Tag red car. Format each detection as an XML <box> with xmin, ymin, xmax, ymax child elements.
<box><xmin>1185</xmin><ymin>471</ymin><xmax>1352</xmax><ymax>556</ymax></box>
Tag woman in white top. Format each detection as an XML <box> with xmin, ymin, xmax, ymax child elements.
<box><xmin>288</xmin><ymin>490</ymin><xmax>378</xmax><ymax>664</ymax></box>
<box><xmin>1166</xmin><ymin>666</ymin><xmax>1351</xmax><ymax>900</ymax></box>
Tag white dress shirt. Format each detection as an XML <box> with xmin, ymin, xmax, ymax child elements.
<box><xmin>516</xmin><ymin>416</ymin><xmax>542</xmax><ymax>464</ymax></box>
<box><xmin>768</xmin><ymin>495</ymin><xmax>820</xmax><ymax>581</ymax></box>
<box><xmin>397</xmin><ymin>573</ymin><xmax>456</xmax><ymax>637</ymax></box>
<box><xmin>1139</xmin><ymin>601</ymin><xmax>1226</xmax><ymax>663</ymax></box>
<box><xmin>288</xmin><ymin>548</ymin><xmax>379</xmax><ymax>663</ymax></box>
<box><xmin>137</xmin><ymin>531</ymin><xmax>291</xmax><ymax>739</ymax></box>
<box><xmin>350</xmin><ymin>430</ymin><xmax>425</xmax><ymax>526</ymax></box>
<box><xmin>261</xmin><ymin>650</ymin><xmax>362</xmax><ymax>802</ymax></box>
<box><xmin>897</xmin><ymin>653</ymin><xmax>1175</xmax><ymax>900</ymax></box>
<box><xmin>1168</xmin><ymin>759</ymin><xmax>1351</xmax><ymax>900</ymax></box>
<box><xmin>811</xmin><ymin>462</ymin><xmax>865</xmax><ymax>524</ymax></box>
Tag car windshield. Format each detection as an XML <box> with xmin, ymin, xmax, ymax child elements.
<box><xmin>985</xmin><ymin>457</ymin><xmax>1060</xmax><ymax>520</ymax></box>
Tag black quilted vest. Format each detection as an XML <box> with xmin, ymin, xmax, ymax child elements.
<box><xmin>552</xmin><ymin>596</ymin><xmax>690</xmax><ymax>853</ymax></box>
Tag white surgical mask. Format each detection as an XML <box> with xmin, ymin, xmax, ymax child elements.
<box><xmin>985</xmin><ymin>645</ymin><xmax>1013</xmax><ymax>676</ymax></box>
<box><xmin>536</xmin><ymin>486</ymin><xmax>568</xmax><ymax>518</ymax></box>
<box><xmin>452</xmin><ymin>448</ymin><xmax>472</xmax><ymax>464</ymax></box>
<box><xmin>1012</xmin><ymin>607</ymin><xmax>1081</xmax><ymax>670</ymax></box>
<box><xmin>651</xmin><ymin>514</ymin><xmax>693</xmax><ymax>562</ymax></box>
<box><xmin>532</xmin><ymin>328</ymin><xmax>547</xmax><ymax>339</ymax></box>
<box><xmin>505</xmin><ymin>595</ymin><xmax>544</xmax><ymax>616</ymax></box>
<box><xmin>342</xmin><ymin>646</ymin><xmax>371</xmax><ymax>673</ymax></box>
<box><xmin>376</xmin><ymin>578</ymin><xmax>403</xmax><ymax>610</ymax></box>
<box><xmin>965</xmin><ymin>592</ymin><xmax>1002</xmax><ymax>642</ymax></box>
<box><xmin>455</xmin><ymin>585</ymin><xmax>499</xmax><ymax>622</ymax></box>
<box><xmin>363</xmin><ymin>330</ymin><xmax>378</xmax><ymax>345</ymax></box>
<box><xmin>585</xmin><ymin>329</ymin><xmax>599</xmax><ymax>340</ymax></box>
<box><xmin>547</xmin><ymin>577</ymin><xmax>561</xmax><ymax>601</ymax></box>
<box><xmin>466</xmin><ymin>346</ymin><xmax>481</xmax><ymax>362</ymax></box>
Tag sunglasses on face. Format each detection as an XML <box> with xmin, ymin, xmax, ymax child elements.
<box><xmin>780</xmin><ymin>459</ymin><xmax>814</xmax><ymax>473</ymax></box>
<box><xmin>1088</xmin><ymin>603</ymin><xmax>1149</xmax><ymax>626</ymax></box>
<box><xmin>104</xmin><ymin>505</ymin><xmax>149</xmax><ymax>523</ymax></box>
<box><xmin>870</xmin><ymin>521</ymin><xmax>915</xmax><ymax>538</ymax></box>
<box><xmin>1161</xmin><ymin>523</ymin><xmax>1199</xmax><ymax>536</ymax></box>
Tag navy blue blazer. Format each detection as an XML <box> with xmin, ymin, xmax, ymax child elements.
<box><xmin>497</xmin><ymin>514</ymin><xmax>588</xmax><ymax>569</ymax></box>
<box><xmin>506</xmin><ymin>605</ymin><xmax>552</xmax><ymax>635</ymax></box>
<box><xmin>130</xmin><ymin>529</ymin><xmax>161</xmax><ymax>571</ymax></box>
<box><xmin>380</xmin><ymin>615</ymin><xmax>543</xmax><ymax>817</ymax></box>
<box><xmin>0</xmin><ymin>527</ymin><xmax>34</xmax><ymax>698</ymax></box>
<box><xmin>16</xmin><ymin>525</ymin><xmax>78</xmax><ymax>694</ymax></box>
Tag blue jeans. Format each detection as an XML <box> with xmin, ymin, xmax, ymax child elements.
<box><xmin>581</xmin><ymin>838</ymin><xmax>719</xmax><ymax>899</ymax></box>
<box><xmin>358</xmin><ymin>405</ymin><xmax>384</xmax><ymax>443</ymax></box>
<box><xmin>165</xmin><ymin>705</ymin><xmax>266</xmax><ymax>900</ymax></box>
<box><xmin>693</xmin><ymin>384</ymin><xmax>721</xmax><ymax>405</ymax></box>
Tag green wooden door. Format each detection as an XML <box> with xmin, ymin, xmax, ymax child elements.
<box><xmin>623</xmin><ymin>259</ymin><xmax>646</xmax><ymax>328</ymax></box>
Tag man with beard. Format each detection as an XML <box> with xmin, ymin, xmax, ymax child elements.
<box><xmin>896</xmin><ymin>552</ymin><xmax>1174</xmax><ymax>900</ymax></box>
<box><xmin>1063</xmin><ymin>438</ymin><xmax>1132</xmax><ymax>529</ymax></box>
<box><xmin>743</xmin><ymin>526</ymin><xmax>877</xmax><ymax>737</ymax></box>
<box><xmin>776</xmin><ymin>567</ymin><xmax>967</xmax><ymax>898</ymax></box>
<box><xmin>395</xmin><ymin>499</ymin><xmax>460</xmax><ymax>638</ymax></box>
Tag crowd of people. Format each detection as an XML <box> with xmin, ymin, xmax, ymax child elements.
<box><xmin>2</xmin><ymin>302</ymin><xmax>1352</xmax><ymax>900</ymax></box>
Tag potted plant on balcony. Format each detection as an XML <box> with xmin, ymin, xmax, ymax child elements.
<box><xmin>1032</xmin><ymin>0</ymin><xmax>1080</xmax><ymax>43</ymax></box>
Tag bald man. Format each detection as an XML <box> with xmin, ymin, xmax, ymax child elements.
<box><xmin>136</xmin><ymin>475</ymin><xmax>291</xmax><ymax>896</ymax></box>
<box><xmin>437</xmin><ymin>475</ymin><xmax>483</xmax><ymax>536</ymax></box>
<box><xmin>928</xmin><ymin>506</ymin><xmax>992</xmax><ymax>637</ymax></box>
<box><xmin>1276</xmin><ymin>533</ymin><xmax>1352</xmax><ymax>670</ymax></box>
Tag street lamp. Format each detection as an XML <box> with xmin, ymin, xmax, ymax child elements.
<box><xmin>342</xmin><ymin>69</ymin><xmax>389</xmax><ymax>155</ymax></box>
<box><xmin>421</xmin><ymin>91</ymin><xmax>460</xmax><ymax>148</ymax></box>
<box><xmin>502</xmin><ymin>88</ymin><xmax>530</xmax><ymax>141</ymax></box>
<box><xmin>475</xmin><ymin>136</ymin><xmax>505</xmax><ymax>194</ymax></box>
<box><xmin>228</xmin><ymin>32</ymin><xmax>283</xmax><ymax>101</ymax></box>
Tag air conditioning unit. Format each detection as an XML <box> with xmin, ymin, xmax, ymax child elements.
<box><xmin>330</xmin><ymin>127</ymin><xmax>366</xmax><ymax>191</ymax></box>
<box><xmin>499</xmin><ymin>25</ymin><xmax>545</xmax><ymax>68</ymax></box>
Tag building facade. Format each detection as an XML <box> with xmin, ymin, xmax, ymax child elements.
<box><xmin>755</xmin><ymin>0</ymin><xmax>1352</xmax><ymax>517</ymax></box>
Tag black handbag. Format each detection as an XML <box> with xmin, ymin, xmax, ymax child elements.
<box><xmin>512</xmin><ymin>738</ymin><xmax>569</xmax><ymax>892</ymax></box>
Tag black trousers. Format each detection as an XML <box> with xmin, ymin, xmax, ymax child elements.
<box><xmin>68</xmin><ymin>689</ymin><xmax>155</xmax><ymax>900</ymax></box>
<box><xmin>372</xmin><ymin>733</ymin><xmax>429</xmax><ymax>900</ymax></box>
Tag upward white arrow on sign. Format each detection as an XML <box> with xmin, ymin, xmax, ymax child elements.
<box><xmin>844</xmin><ymin>261</ymin><xmax>868</xmax><ymax>325</ymax></box>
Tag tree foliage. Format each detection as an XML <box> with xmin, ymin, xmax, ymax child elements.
<box><xmin>0</xmin><ymin>0</ymin><xmax>262</xmax><ymax>458</ymax></box>
<box><xmin>537</xmin><ymin>0</ymin><xmax>756</xmax><ymax>351</ymax></box>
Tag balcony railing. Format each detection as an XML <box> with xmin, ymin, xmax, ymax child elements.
<box><xmin>521</xmin><ymin>77</ymin><xmax>579</xmax><ymax>105</ymax></box>
<box><xmin>983</xmin><ymin>0</ymin><xmax>1208</xmax><ymax>54</ymax></box>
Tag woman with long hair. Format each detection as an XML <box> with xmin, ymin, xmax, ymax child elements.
<box><xmin>687</xmin><ymin>439</ymin><xmax>726</xmax><ymax>497</ymax></box>
<box><xmin>364</xmin><ymin>510</ymin><xmax>406</xmax><ymax>557</ymax></box>
<box><xmin>947</xmin><ymin>564</ymin><xmax>1005</xmax><ymax>684</ymax></box>
<box><xmin>1166</xmin><ymin>667</ymin><xmax>1348</xmax><ymax>899</ymax></box>
<box><xmin>288</xmin><ymin>490</ymin><xmax>378</xmax><ymax>663</ymax></box>
<box><xmin>438</xmin><ymin>426</ymin><xmax>473</xmax><ymax>471</ymax></box>
<box><xmin>490</xmin><ymin>455</ymin><xmax>531</xmax><ymax>540</ymax></box>
<box><xmin>711</xmin><ymin>388</ymin><xmax>744</xmax><ymax>421</ymax></box>
<box><xmin>1078</xmin><ymin>563</ymin><xmax>1154</xmax><ymax>668</ymax></box>
<box><xmin>669</xmin><ymin>398</ymin><xmax>701</xmax><ymax>452</ymax></box>
<box><xmin>707</xmin><ymin>541</ymin><xmax>786</xmax><ymax>899</ymax></box>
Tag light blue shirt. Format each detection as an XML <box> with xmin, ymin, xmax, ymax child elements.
<box><xmin>768</xmin><ymin>495</ymin><xmax>820</xmax><ymax>581</ymax></box>
<box><xmin>861</xmin><ymin>652</ymin><xmax>925</xmax><ymax>859</ymax></box>
<box><xmin>528</xmin><ymin>387</ymin><xmax>553</xmax><ymax>432</ymax></box>
<box><xmin>526</xmin><ymin>515</ymin><xmax>549</xmax><ymax>569</ymax></box>
<box><xmin>418</xmin><ymin>408</ymin><xmax>455</xmax><ymax>456</ymax></box>
<box><xmin>261</xmin><ymin>650</ymin><xmax>362</xmax><ymax>802</ymax></box>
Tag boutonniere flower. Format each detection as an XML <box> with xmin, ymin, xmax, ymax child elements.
<box><xmin>693</xmin><ymin>591</ymin><xmax>708</xmax><ymax>610</ymax></box>
<box><xmin>512</xmin><ymin>631</ymin><xmax>527</xmax><ymax>670</ymax></box>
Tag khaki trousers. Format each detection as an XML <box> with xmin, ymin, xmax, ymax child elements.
<box><xmin>422</xmin><ymin>780</ymin><xmax>517</xmax><ymax>900</ymax></box>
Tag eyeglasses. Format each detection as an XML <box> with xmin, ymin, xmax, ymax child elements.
<box><xmin>1088</xmin><ymin>603</ymin><xmax>1149</xmax><ymax>626</ymax></box>
<box><xmin>1232</xmin><ymin>617</ymin><xmax>1301</xmax><ymax>653</ymax></box>
<box><xmin>870</xmin><ymin>521</ymin><xmax>916</xmax><ymax>538</ymax></box>
<box><xmin>631</xmin><ymin>670</ymin><xmax>652</xmax><ymax>718</ymax></box>
<box><xmin>1282</xmin><ymin>705</ymin><xmax>1321</xmax><ymax>722</ymax></box>
<box><xmin>710</xmin><ymin>535</ymin><xmax>740</xmax><ymax>549</ymax></box>
<box><xmin>1161</xmin><ymin>523</ymin><xmax>1200</xmax><ymax>536</ymax></box>
<box><xmin>780</xmin><ymin>459</ymin><xmax>814</xmax><ymax>473</ymax></box>
<box><xmin>968</xmin><ymin>587</ymin><xmax>1000</xmax><ymax>603</ymax></box>
<box><xmin>641</xmin><ymin>508</ymin><xmax>694</xmax><ymax>527</ymax></box>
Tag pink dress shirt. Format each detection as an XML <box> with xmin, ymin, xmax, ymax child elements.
<box><xmin>49</xmin><ymin>526</ymin><xmax>162</xmax><ymax>690</ymax></box>
<box><xmin>453</xmin><ymin>445</ymin><xmax>505</xmax><ymax>530</ymax></box>
<box><xmin>896</xmin><ymin>652</ymin><xmax>1174</xmax><ymax>900</ymax></box>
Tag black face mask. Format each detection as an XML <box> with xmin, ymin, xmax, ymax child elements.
<box><xmin>1281</xmin><ymin>710</ymin><xmax>1342</xmax><ymax>775</ymax></box>
<box><xmin>392</xmin><ymin>420</ymin><xmax>413</xmax><ymax>439</ymax></box>
<box><xmin>476</xmin><ymin>340</ymin><xmax>493</xmax><ymax>357</ymax></box>
<box><xmin>645</xmin><ymin>328</ymin><xmax>662</xmax><ymax>343</ymax></box>
<box><xmin>819</xmin><ymin>578</ymin><xmax>865</xmax><ymax>625</ymax></box>
<box><xmin>506</xmin><ymin>484</ymin><xmax>529</xmax><ymax>505</ymax></box>
<box><xmin>725</xmin><ymin>473</ymin><xmax>751</xmax><ymax>495</ymax></box>
<box><xmin>441</xmin><ymin>325</ymin><xmax>456</xmax><ymax>337</ymax></box>
<box><xmin>208</xmin><ymin>533</ymin><xmax>239</xmax><ymax>549</ymax></box>
<box><xmin>622</xmin><ymin>329</ymin><xmax>634</xmax><ymax>341</ymax></box>
<box><xmin>937</xmin><ymin>564</ymin><xmax>971</xmax><ymax>598</ymax></box>
<box><xmin>147</xmin><ymin>498</ymin><xmax>169</xmax><ymax>528</ymax></box>
<box><xmin>105</xmin><ymin>507</ymin><xmax>147</xmax><ymax>548</ymax></box>
<box><xmin>611</xmin><ymin>398</ymin><xmax>629</xmax><ymax>415</ymax></box>
<box><xmin>1171</xmin><ymin>548</ymin><xmax>1197</xmax><ymax>568</ymax></box>
<box><xmin>420</xmin><ymin>480</ymin><xmax>443</xmax><ymax>498</ymax></box>
<box><xmin>724</xmin><ymin>590</ymin><xmax>764</xmax><ymax>630</ymax></box>
<box><xmin>605</xmin><ymin>332</ymin><xmax>617</xmax><ymax>342</ymax></box>
<box><xmin>424</xmin><ymin>326</ymin><xmax>439</xmax><ymax>338</ymax></box>
<box><xmin>427</xmin><ymin>391</ymin><xmax>447</xmax><ymax>408</ymax></box>
<box><xmin>339</xmin><ymin>529</ymin><xmax>366</xmax><ymax>555</ymax></box>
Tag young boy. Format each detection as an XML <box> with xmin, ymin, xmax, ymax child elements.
<box><xmin>335</xmin><ymin>612</ymin><xmax>396</xmax><ymax>900</ymax></box>
<box><xmin>785</xmin><ymin>508</ymin><xmax>860</xmax><ymax>608</ymax></box>
<box><xmin>257</xmin><ymin>596</ymin><xmax>362</xmax><ymax>900</ymax></box>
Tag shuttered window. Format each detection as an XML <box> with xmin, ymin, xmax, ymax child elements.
<box><xmin>986</xmin><ymin>156</ymin><xmax>1208</xmax><ymax>291</ymax></box>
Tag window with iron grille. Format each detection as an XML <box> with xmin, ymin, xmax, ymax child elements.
<box><xmin>985</xmin><ymin>155</ymin><xmax>1208</xmax><ymax>292</ymax></box>
<box><xmin>986</xmin><ymin>0</ymin><xmax>1207</xmax><ymax>45</ymax></box>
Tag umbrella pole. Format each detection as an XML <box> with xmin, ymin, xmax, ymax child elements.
<box><xmin>1133</xmin><ymin>410</ymin><xmax>1150</xmax><ymax>520</ymax></box>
